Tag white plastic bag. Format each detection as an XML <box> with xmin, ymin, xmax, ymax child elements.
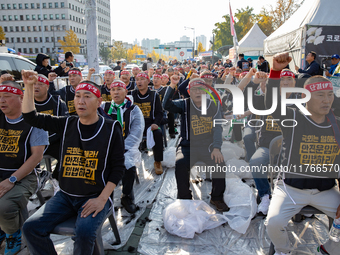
<box><xmin>226</xmin><ymin>158</ymin><xmax>253</xmax><ymax>179</ymax></box>
<box><xmin>221</xmin><ymin>142</ymin><xmax>245</xmax><ymax>161</ymax></box>
<box><xmin>163</xmin><ymin>200</ymin><xmax>228</xmax><ymax>239</ymax></box>
<box><xmin>223</xmin><ymin>173</ymin><xmax>257</xmax><ymax>234</ymax></box>
<box><xmin>161</xmin><ymin>147</ymin><xmax>176</xmax><ymax>168</ymax></box>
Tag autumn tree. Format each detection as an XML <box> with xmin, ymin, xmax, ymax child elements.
<box><xmin>269</xmin><ymin>0</ymin><xmax>304</xmax><ymax>29</ymax></box>
<box><xmin>110</xmin><ymin>41</ymin><xmax>127</xmax><ymax>61</ymax></box>
<box><xmin>127</xmin><ymin>45</ymin><xmax>144</xmax><ymax>62</ymax></box>
<box><xmin>197</xmin><ymin>42</ymin><xmax>206</xmax><ymax>54</ymax></box>
<box><xmin>58</xmin><ymin>29</ymin><xmax>81</xmax><ymax>54</ymax></box>
<box><xmin>234</xmin><ymin>7</ymin><xmax>255</xmax><ymax>40</ymax></box>
<box><xmin>147</xmin><ymin>50</ymin><xmax>160</xmax><ymax>63</ymax></box>
<box><xmin>255</xmin><ymin>8</ymin><xmax>275</xmax><ymax>36</ymax></box>
<box><xmin>0</xmin><ymin>26</ymin><xmax>5</xmax><ymax>42</ymax></box>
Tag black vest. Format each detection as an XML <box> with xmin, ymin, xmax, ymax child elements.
<box><xmin>258</xmin><ymin>115</ymin><xmax>282</xmax><ymax>148</ymax></box>
<box><xmin>126</xmin><ymin>81</ymin><xmax>136</xmax><ymax>91</ymax></box>
<box><xmin>103</xmin><ymin>102</ymin><xmax>135</xmax><ymax>139</ymax></box>
<box><xmin>100</xmin><ymin>85</ymin><xmax>112</xmax><ymax>102</ymax></box>
<box><xmin>65</xmin><ymin>86</ymin><xmax>76</xmax><ymax>115</ymax></box>
<box><xmin>152</xmin><ymin>86</ymin><xmax>167</xmax><ymax>103</ymax></box>
<box><xmin>58</xmin><ymin>116</ymin><xmax>117</xmax><ymax>196</ymax></box>
<box><xmin>132</xmin><ymin>89</ymin><xmax>156</xmax><ymax>124</ymax></box>
<box><xmin>0</xmin><ymin>112</ymin><xmax>33</xmax><ymax>179</ymax></box>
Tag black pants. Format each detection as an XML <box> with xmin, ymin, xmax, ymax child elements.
<box><xmin>167</xmin><ymin>112</ymin><xmax>175</xmax><ymax>135</ymax></box>
<box><xmin>122</xmin><ymin>166</ymin><xmax>136</xmax><ymax>196</ymax></box>
<box><xmin>175</xmin><ymin>146</ymin><xmax>226</xmax><ymax>200</ymax></box>
<box><xmin>144</xmin><ymin>127</ymin><xmax>163</xmax><ymax>162</ymax></box>
<box><xmin>233</xmin><ymin>124</ymin><xmax>243</xmax><ymax>142</ymax></box>
<box><xmin>44</xmin><ymin>139</ymin><xmax>61</xmax><ymax>179</ymax></box>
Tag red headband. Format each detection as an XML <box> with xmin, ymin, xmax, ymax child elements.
<box><xmin>188</xmin><ymin>79</ymin><xmax>207</xmax><ymax>90</ymax></box>
<box><xmin>68</xmin><ymin>70</ymin><xmax>82</xmax><ymax>77</ymax></box>
<box><xmin>137</xmin><ymin>73</ymin><xmax>150</xmax><ymax>81</ymax></box>
<box><xmin>38</xmin><ymin>76</ymin><xmax>49</xmax><ymax>85</ymax></box>
<box><xmin>305</xmin><ymin>81</ymin><xmax>333</xmax><ymax>92</ymax></box>
<box><xmin>240</xmin><ymin>71</ymin><xmax>249</xmax><ymax>77</ymax></box>
<box><xmin>201</xmin><ymin>65</ymin><xmax>208</xmax><ymax>69</ymax></box>
<box><xmin>132</xmin><ymin>67</ymin><xmax>140</xmax><ymax>71</ymax></box>
<box><xmin>105</xmin><ymin>70</ymin><xmax>115</xmax><ymax>76</ymax></box>
<box><xmin>110</xmin><ymin>80</ymin><xmax>126</xmax><ymax>90</ymax></box>
<box><xmin>120</xmin><ymin>70</ymin><xmax>130</xmax><ymax>76</ymax></box>
<box><xmin>75</xmin><ymin>83</ymin><xmax>100</xmax><ymax>98</ymax></box>
<box><xmin>153</xmin><ymin>74</ymin><xmax>162</xmax><ymax>79</ymax></box>
<box><xmin>280</xmin><ymin>70</ymin><xmax>295</xmax><ymax>78</ymax></box>
<box><xmin>201</xmin><ymin>74</ymin><xmax>214</xmax><ymax>79</ymax></box>
<box><xmin>0</xmin><ymin>85</ymin><xmax>23</xmax><ymax>95</ymax></box>
<box><xmin>162</xmin><ymin>74</ymin><xmax>169</xmax><ymax>79</ymax></box>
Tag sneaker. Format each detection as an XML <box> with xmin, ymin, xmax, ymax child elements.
<box><xmin>5</xmin><ymin>229</ymin><xmax>21</xmax><ymax>255</ymax></box>
<box><xmin>210</xmin><ymin>199</ymin><xmax>230</xmax><ymax>212</ymax></box>
<box><xmin>154</xmin><ymin>161</ymin><xmax>163</xmax><ymax>175</ymax></box>
<box><xmin>0</xmin><ymin>229</ymin><xmax>5</xmax><ymax>246</ymax></box>
<box><xmin>121</xmin><ymin>194</ymin><xmax>137</xmax><ymax>214</ymax></box>
<box><xmin>257</xmin><ymin>194</ymin><xmax>270</xmax><ymax>215</ymax></box>
<box><xmin>315</xmin><ymin>245</ymin><xmax>330</xmax><ymax>255</ymax></box>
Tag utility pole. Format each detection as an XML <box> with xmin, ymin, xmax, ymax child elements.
<box><xmin>40</xmin><ymin>0</ymin><xmax>45</xmax><ymax>52</ymax></box>
<box><xmin>85</xmin><ymin>0</ymin><xmax>99</xmax><ymax>72</ymax></box>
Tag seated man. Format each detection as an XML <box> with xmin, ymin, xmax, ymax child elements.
<box><xmin>0</xmin><ymin>80</ymin><xmax>48</xmax><ymax>255</ymax></box>
<box><xmin>101</xmin><ymin>80</ymin><xmax>144</xmax><ymax>213</ymax></box>
<box><xmin>34</xmin><ymin>74</ymin><xmax>69</xmax><ymax>178</ymax></box>
<box><xmin>21</xmin><ymin>70</ymin><xmax>125</xmax><ymax>255</ymax></box>
<box><xmin>52</xmin><ymin>67</ymin><xmax>83</xmax><ymax>115</ymax></box>
<box><xmin>163</xmin><ymin>76</ymin><xmax>229</xmax><ymax>212</ymax></box>
<box><xmin>101</xmin><ymin>69</ymin><xmax>116</xmax><ymax>102</ymax></box>
<box><xmin>131</xmin><ymin>73</ymin><xmax>164</xmax><ymax>174</ymax></box>
<box><xmin>265</xmin><ymin>52</ymin><xmax>340</xmax><ymax>255</ymax></box>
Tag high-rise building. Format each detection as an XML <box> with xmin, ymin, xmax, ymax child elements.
<box><xmin>0</xmin><ymin>0</ymin><xmax>110</xmax><ymax>57</ymax></box>
<box><xmin>133</xmin><ymin>39</ymin><xmax>139</xmax><ymax>46</ymax></box>
<box><xmin>141</xmin><ymin>38</ymin><xmax>160</xmax><ymax>54</ymax></box>
<box><xmin>196</xmin><ymin>35</ymin><xmax>207</xmax><ymax>50</ymax></box>
<box><xmin>180</xmin><ymin>35</ymin><xmax>190</xmax><ymax>42</ymax></box>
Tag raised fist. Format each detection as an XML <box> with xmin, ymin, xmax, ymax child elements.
<box><xmin>253</xmin><ymin>71</ymin><xmax>268</xmax><ymax>84</ymax></box>
<box><xmin>272</xmin><ymin>52</ymin><xmax>292</xmax><ymax>71</ymax></box>
<box><xmin>0</xmin><ymin>74</ymin><xmax>14</xmax><ymax>83</ymax></box>
<box><xmin>88</xmin><ymin>68</ymin><xmax>96</xmax><ymax>74</ymax></box>
<box><xmin>21</xmin><ymin>70</ymin><xmax>38</xmax><ymax>87</ymax></box>
<box><xmin>48</xmin><ymin>72</ymin><xmax>57</xmax><ymax>82</ymax></box>
<box><xmin>60</xmin><ymin>61</ymin><xmax>67</xmax><ymax>69</ymax></box>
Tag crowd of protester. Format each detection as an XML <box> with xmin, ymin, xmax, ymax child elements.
<box><xmin>0</xmin><ymin>49</ymin><xmax>340</xmax><ymax>255</ymax></box>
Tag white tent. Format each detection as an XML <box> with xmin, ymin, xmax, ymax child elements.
<box><xmin>237</xmin><ymin>23</ymin><xmax>267</xmax><ymax>55</ymax></box>
<box><xmin>264</xmin><ymin>0</ymin><xmax>340</xmax><ymax>67</ymax></box>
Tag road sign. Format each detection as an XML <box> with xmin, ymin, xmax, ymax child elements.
<box><xmin>57</xmin><ymin>50</ymin><xmax>63</xmax><ymax>53</ymax></box>
<box><xmin>180</xmin><ymin>51</ymin><xmax>185</xmax><ymax>56</ymax></box>
<box><xmin>187</xmin><ymin>49</ymin><xmax>193</xmax><ymax>52</ymax></box>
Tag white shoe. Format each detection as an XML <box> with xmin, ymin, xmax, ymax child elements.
<box><xmin>274</xmin><ymin>252</ymin><xmax>291</xmax><ymax>255</ymax></box>
<box><xmin>257</xmin><ymin>194</ymin><xmax>270</xmax><ymax>215</ymax></box>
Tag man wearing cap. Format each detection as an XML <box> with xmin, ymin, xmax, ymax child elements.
<box><xmin>265</xmin><ymin>52</ymin><xmax>340</xmax><ymax>255</ymax></box>
<box><xmin>53</xmin><ymin>67</ymin><xmax>83</xmax><ymax>115</ymax></box>
<box><xmin>101</xmin><ymin>80</ymin><xmax>144</xmax><ymax>213</ymax></box>
<box><xmin>257</xmin><ymin>56</ymin><xmax>269</xmax><ymax>73</ymax></box>
<box><xmin>21</xmin><ymin>70</ymin><xmax>125</xmax><ymax>255</ymax></box>
<box><xmin>34</xmin><ymin>74</ymin><xmax>69</xmax><ymax>178</ymax></box>
<box><xmin>163</xmin><ymin>76</ymin><xmax>229</xmax><ymax>212</ymax></box>
<box><xmin>0</xmin><ymin>79</ymin><xmax>48</xmax><ymax>255</ymax></box>
<box><xmin>131</xmin><ymin>73</ymin><xmax>164</xmax><ymax>174</ymax></box>
<box><xmin>120</xmin><ymin>70</ymin><xmax>135</xmax><ymax>91</ymax></box>
<box><xmin>326</xmin><ymin>54</ymin><xmax>340</xmax><ymax>77</ymax></box>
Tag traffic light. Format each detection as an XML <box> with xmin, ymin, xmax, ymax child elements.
<box><xmin>164</xmin><ymin>47</ymin><xmax>170</xmax><ymax>49</ymax></box>
<box><xmin>175</xmin><ymin>47</ymin><xmax>181</xmax><ymax>49</ymax></box>
<box><xmin>153</xmin><ymin>47</ymin><xmax>159</xmax><ymax>49</ymax></box>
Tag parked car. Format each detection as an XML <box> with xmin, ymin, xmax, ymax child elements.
<box><xmin>81</xmin><ymin>65</ymin><xmax>112</xmax><ymax>84</ymax></box>
<box><xmin>125</xmin><ymin>64</ymin><xmax>139</xmax><ymax>72</ymax></box>
<box><xmin>0</xmin><ymin>53</ymin><xmax>36</xmax><ymax>80</ymax></box>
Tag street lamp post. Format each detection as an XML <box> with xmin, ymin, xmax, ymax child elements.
<box><xmin>184</xmin><ymin>26</ymin><xmax>195</xmax><ymax>58</ymax></box>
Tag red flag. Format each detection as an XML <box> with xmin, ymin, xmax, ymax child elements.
<box><xmin>229</xmin><ymin>2</ymin><xmax>235</xmax><ymax>37</ymax></box>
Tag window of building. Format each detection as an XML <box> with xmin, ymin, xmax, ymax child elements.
<box><xmin>8</xmin><ymin>15</ymin><xmax>12</xmax><ymax>21</ymax></box>
<box><xmin>25</xmin><ymin>15</ymin><xmax>29</xmax><ymax>20</ymax></box>
<box><xmin>19</xmin><ymin>3</ymin><xmax>22</xmax><ymax>9</ymax></box>
<box><xmin>69</xmin><ymin>15</ymin><xmax>71</xmax><ymax>20</ymax></box>
<box><xmin>22</xmin><ymin>37</ymin><xmax>26</xmax><ymax>43</ymax></box>
<box><xmin>11</xmin><ymin>38</ymin><xmax>14</xmax><ymax>43</ymax></box>
<box><xmin>2</xmin><ymin>15</ymin><xmax>6</xmax><ymax>21</ymax></box>
<box><xmin>14</xmin><ymin>15</ymin><xmax>18</xmax><ymax>21</ymax></box>
<box><xmin>31</xmin><ymin>3</ymin><xmax>34</xmax><ymax>8</ymax></box>
<box><xmin>51</xmin><ymin>37</ymin><xmax>54</xmax><ymax>42</ymax></box>
<box><xmin>62</xmin><ymin>25</ymin><xmax>66</xmax><ymax>30</ymax></box>
<box><xmin>32</xmin><ymin>15</ymin><xmax>36</xmax><ymax>20</ymax></box>
<box><xmin>35</xmin><ymin>48</ymin><xmax>39</xmax><ymax>53</ymax></box>
<box><xmin>45</xmin><ymin>26</ymin><xmax>48</xmax><ymax>31</ymax></box>
<box><xmin>49</xmin><ymin>3</ymin><xmax>52</xmax><ymax>8</ymax></box>
<box><xmin>39</xmin><ymin>26</ymin><xmax>41</xmax><ymax>31</ymax></box>
<box><xmin>55</xmin><ymin>2</ymin><xmax>58</xmax><ymax>8</ymax></box>
<box><xmin>72</xmin><ymin>4</ymin><xmax>74</xmax><ymax>10</ymax></box>
<box><xmin>43</xmin><ymin>3</ymin><xmax>46</xmax><ymax>8</ymax></box>
<box><xmin>17</xmin><ymin>38</ymin><xmax>20</xmax><ymax>43</ymax></box>
<box><xmin>44</xmin><ymin>14</ymin><xmax>47</xmax><ymax>20</ymax></box>
<box><xmin>3</xmin><ymin>27</ymin><xmax>7</xmax><ymax>32</ymax></box>
<box><xmin>34</xmin><ymin>37</ymin><xmax>38</xmax><ymax>42</ymax></box>
<box><xmin>15</xmin><ymin>26</ymin><xmax>19</xmax><ymax>32</ymax></box>
<box><xmin>23</xmin><ymin>48</ymin><xmax>27</xmax><ymax>53</ymax></box>
<box><xmin>13</xmin><ymin>4</ymin><xmax>17</xmax><ymax>9</ymax></box>
<box><xmin>46</xmin><ymin>48</ymin><xmax>50</xmax><ymax>53</ymax></box>
<box><xmin>40</xmin><ymin>37</ymin><xmax>42</xmax><ymax>42</ymax></box>
<box><xmin>1</xmin><ymin>4</ymin><xmax>5</xmax><ymax>9</ymax></box>
<box><xmin>27</xmin><ymin>26</ymin><xmax>31</xmax><ymax>31</ymax></box>
<box><xmin>46</xmin><ymin>37</ymin><xmax>49</xmax><ymax>42</ymax></box>
<box><xmin>50</xmin><ymin>25</ymin><xmax>54</xmax><ymax>31</ymax></box>
<box><xmin>33</xmin><ymin>26</ymin><xmax>37</xmax><ymax>31</ymax></box>
<box><xmin>37</xmin><ymin>15</ymin><xmax>41</xmax><ymax>20</ymax></box>
<box><xmin>70</xmin><ymin>26</ymin><xmax>72</xmax><ymax>31</ymax></box>
<box><xmin>73</xmin><ymin>16</ymin><xmax>75</xmax><ymax>21</ymax></box>
<box><xmin>57</xmin><ymin>36</ymin><xmax>61</xmax><ymax>41</ymax></box>
<box><xmin>61</xmin><ymin>14</ymin><xmax>65</xmax><ymax>19</ymax></box>
<box><xmin>18</xmin><ymin>48</ymin><xmax>22</xmax><ymax>52</ymax></box>
<box><xmin>29</xmin><ymin>48</ymin><xmax>33</xmax><ymax>53</ymax></box>
<box><xmin>7</xmin><ymin>4</ymin><xmax>11</xmax><ymax>9</ymax></box>
<box><xmin>25</xmin><ymin>3</ymin><xmax>28</xmax><ymax>9</ymax></box>
<box><xmin>50</xmin><ymin>14</ymin><xmax>53</xmax><ymax>19</ymax></box>
<box><xmin>20</xmin><ymin>15</ymin><xmax>24</xmax><ymax>20</ymax></box>
<box><xmin>9</xmin><ymin>26</ymin><xmax>13</xmax><ymax>32</ymax></box>
<box><xmin>5</xmin><ymin>38</ymin><xmax>9</xmax><ymax>43</ymax></box>
<box><xmin>21</xmin><ymin>26</ymin><xmax>25</xmax><ymax>31</ymax></box>
<box><xmin>55</xmin><ymin>14</ymin><xmax>59</xmax><ymax>19</ymax></box>
<box><xmin>28</xmin><ymin>37</ymin><xmax>32</xmax><ymax>43</ymax></box>
<box><xmin>37</xmin><ymin>3</ymin><xmax>40</xmax><ymax>8</ymax></box>
<box><xmin>61</xmin><ymin>2</ymin><xmax>65</xmax><ymax>8</ymax></box>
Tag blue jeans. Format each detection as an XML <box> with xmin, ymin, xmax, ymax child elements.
<box><xmin>249</xmin><ymin>147</ymin><xmax>271</xmax><ymax>198</ymax></box>
<box><xmin>243</xmin><ymin>125</ymin><xmax>257</xmax><ymax>162</ymax></box>
<box><xmin>23</xmin><ymin>191</ymin><xmax>111</xmax><ymax>255</ymax></box>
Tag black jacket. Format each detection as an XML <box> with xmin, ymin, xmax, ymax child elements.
<box><xmin>34</xmin><ymin>53</ymin><xmax>63</xmax><ymax>77</ymax></box>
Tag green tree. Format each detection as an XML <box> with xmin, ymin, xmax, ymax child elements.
<box><xmin>0</xmin><ymin>26</ymin><xmax>5</xmax><ymax>41</ymax></box>
<box><xmin>213</xmin><ymin>15</ymin><xmax>233</xmax><ymax>50</ymax></box>
<box><xmin>99</xmin><ymin>44</ymin><xmax>111</xmax><ymax>64</ymax></box>
<box><xmin>269</xmin><ymin>0</ymin><xmax>304</xmax><ymax>29</ymax></box>
<box><xmin>234</xmin><ymin>7</ymin><xmax>255</xmax><ymax>40</ymax></box>
<box><xmin>255</xmin><ymin>8</ymin><xmax>275</xmax><ymax>36</ymax></box>
<box><xmin>110</xmin><ymin>41</ymin><xmax>127</xmax><ymax>61</ymax></box>
<box><xmin>58</xmin><ymin>30</ymin><xmax>80</xmax><ymax>54</ymax></box>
